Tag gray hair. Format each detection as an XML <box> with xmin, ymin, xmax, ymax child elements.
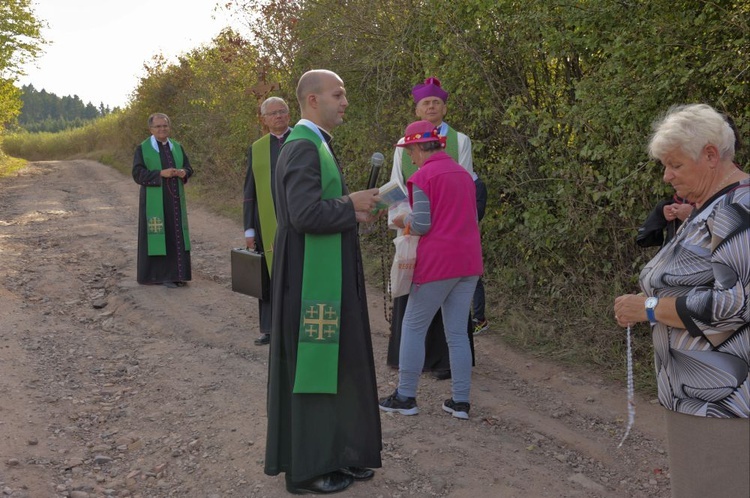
<box><xmin>260</xmin><ymin>97</ymin><xmax>288</xmax><ymax>115</ymax></box>
<box><xmin>648</xmin><ymin>104</ymin><xmax>735</xmax><ymax>162</ymax></box>
<box><xmin>416</xmin><ymin>141</ymin><xmax>443</xmax><ymax>152</ymax></box>
<box><xmin>148</xmin><ymin>113</ymin><xmax>170</xmax><ymax>127</ymax></box>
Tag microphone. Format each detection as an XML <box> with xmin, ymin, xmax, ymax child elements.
<box><xmin>367</xmin><ymin>152</ymin><xmax>385</xmax><ymax>189</ymax></box>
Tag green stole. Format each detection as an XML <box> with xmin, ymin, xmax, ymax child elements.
<box><xmin>251</xmin><ymin>134</ymin><xmax>278</xmax><ymax>274</ymax></box>
<box><xmin>288</xmin><ymin>124</ymin><xmax>343</xmax><ymax>394</ymax></box>
<box><xmin>141</xmin><ymin>138</ymin><xmax>191</xmax><ymax>256</ymax></box>
<box><xmin>401</xmin><ymin>125</ymin><xmax>459</xmax><ymax>179</ymax></box>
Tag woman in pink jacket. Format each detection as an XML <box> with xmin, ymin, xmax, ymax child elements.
<box><xmin>379</xmin><ymin>120</ymin><xmax>483</xmax><ymax>420</ymax></box>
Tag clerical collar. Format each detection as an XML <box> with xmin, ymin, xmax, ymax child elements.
<box><xmin>297</xmin><ymin>119</ymin><xmax>332</xmax><ymax>141</ymax></box>
<box><xmin>319</xmin><ymin>128</ymin><xmax>333</xmax><ymax>141</ymax></box>
<box><xmin>271</xmin><ymin>127</ymin><xmax>292</xmax><ymax>140</ymax></box>
<box><xmin>150</xmin><ymin>135</ymin><xmax>172</xmax><ymax>151</ymax></box>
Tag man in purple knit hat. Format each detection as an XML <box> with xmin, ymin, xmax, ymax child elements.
<box><xmin>386</xmin><ymin>76</ymin><xmax>486</xmax><ymax>381</ymax></box>
<box><xmin>390</xmin><ymin>77</ymin><xmax>473</xmax><ymax>182</ymax></box>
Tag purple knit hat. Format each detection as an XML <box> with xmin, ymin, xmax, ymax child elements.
<box><xmin>411</xmin><ymin>76</ymin><xmax>449</xmax><ymax>104</ymax></box>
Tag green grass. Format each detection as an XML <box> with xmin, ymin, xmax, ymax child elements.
<box><xmin>0</xmin><ymin>152</ymin><xmax>27</xmax><ymax>177</ymax></box>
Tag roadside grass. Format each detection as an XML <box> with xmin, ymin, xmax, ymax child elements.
<box><xmin>0</xmin><ymin>152</ymin><xmax>27</xmax><ymax>177</ymax></box>
<box><xmin>496</xmin><ymin>294</ymin><xmax>657</xmax><ymax>395</ymax></box>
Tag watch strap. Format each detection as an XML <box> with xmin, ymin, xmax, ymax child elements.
<box><xmin>645</xmin><ymin>297</ymin><xmax>659</xmax><ymax>325</ymax></box>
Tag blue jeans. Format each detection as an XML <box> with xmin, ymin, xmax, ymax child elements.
<box><xmin>398</xmin><ymin>276</ymin><xmax>479</xmax><ymax>402</ymax></box>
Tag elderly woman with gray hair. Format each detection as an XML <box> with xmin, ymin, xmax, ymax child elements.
<box><xmin>614</xmin><ymin>104</ymin><xmax>749</xmax><ymax>498</ymax></box>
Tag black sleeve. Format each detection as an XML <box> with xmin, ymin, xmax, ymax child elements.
<box><xmin>636</xmin><ymin>198</ymin><xmax>673</xmax><ymax>248</ymax></box>
<box><xmin>474</xmin><ymin>176</ymin><xmax>488</xmax><ymax>222</ymax></box>
<box><xmin>280</xmin><ymin>140</ymin><xmax>356</xmax><ymax>234</ymax></box>
<box><xmin>132</xmin><ymin>145</ymin><xmax>162</xmax><ymax>186</ymax></box>
<box><xmin>181</xmin><ymin>150</ymin><xmax>194</xmax><ymax>181</ymax></box>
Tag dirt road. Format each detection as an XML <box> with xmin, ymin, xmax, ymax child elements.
<box><xmin>0</xmin><ymin>160</ymin><xmax>671</xmax><ymax>497</ymax></box>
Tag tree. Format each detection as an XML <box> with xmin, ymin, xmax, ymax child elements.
<box><xmin>16</xmin><ymin>84</ymin><xmax>111</xmax><ymax>132</ymax></box>
<box><xmin>0</xmin><ymin>0</ymin><xmax>46</xmax><ymax>127</ymax></box>
<box><xmin>124</xmin><ymin>29</ymin><xmax>264</xmax><ymax>185</ymax></box>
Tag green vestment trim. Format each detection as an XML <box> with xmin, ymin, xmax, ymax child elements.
<box><xmin>141</xmin><ymin>138</ymin><xmax>191</xmax><ymax>256</ymax></box>
<box><xmin>401</xmin><ymin>125</ymin><xmax>459</xmax><ymax>180</ymax></box>
<box><xmin>251</xmin><ymin>134</ymin><xmax>277</xmax><ymax>275</ymax></box>
<box><xmin>288</xmin><ymin>125</ymin><xmax>343</xmax><ymax>394</ymax></box>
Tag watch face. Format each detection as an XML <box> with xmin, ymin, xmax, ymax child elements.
<box><xmin>645</xmin><ymin>297</ymin><xmax>658</xmax><ymax>309</ymax></box>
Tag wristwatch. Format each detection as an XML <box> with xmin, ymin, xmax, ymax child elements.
<box><xmin>645</xmin><ymin>297</ymin><xmax>659</xmax><ymax>326</ymax></box>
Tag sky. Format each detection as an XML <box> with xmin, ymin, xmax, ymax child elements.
<box><xmin>17</xmin><ymin>0</ymin><xmax>242</xmax><ymax>109</ymax></box>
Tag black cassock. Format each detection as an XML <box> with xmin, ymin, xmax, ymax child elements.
<box><xmin>264</xmin><ymin>129</ymin><xmax>382</xmax><ymax>483</ymax></box>
<box><xmin>132</xmin><ymin>140</ymin><xmax>193</xmax><ymax>285</ymax></box>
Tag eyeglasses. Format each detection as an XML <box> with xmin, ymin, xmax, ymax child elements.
<box><xmin>264</xmin><ymin>109</ymin><xmax>289</xmax><ymax>117</ymax></box>
<box><xmin>150</xmin><ymin>125</ymin><xmax>170</xmax><ymax>129</ymax></box>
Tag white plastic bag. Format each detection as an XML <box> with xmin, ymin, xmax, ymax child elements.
<box><xmin>387</xmin><ymin>200</ymin><xmax>411</xmax><ymax>230</ymax></box>
<box><xmin>390</xmin><ymin>232</ymin><xmax>419</xmax><ymax>298</ymax></box>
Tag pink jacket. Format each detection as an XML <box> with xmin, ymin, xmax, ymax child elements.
<box><xmin>407</xmin><ymin>151</ymin><xmax>483</xmax><ymax>284</ymax></box>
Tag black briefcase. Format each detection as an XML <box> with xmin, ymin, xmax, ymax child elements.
<box><xmin>230</xmin><ymin>248</ymin><xmax>270</xmax><ymax>300</ymax></box>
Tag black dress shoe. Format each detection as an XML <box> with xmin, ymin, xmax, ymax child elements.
<box><xmin>162</xmin><ymin>281</ymin><xmax>178</xmax><ymax>288</ymax></box>
<box><xmin>254</xmin><ymin>333</ymin><xmax>270</xmax><ymax>346</ymax></box>
<box><xmin>337</xmin><ymin>466</ymin><xmax>374</xmax><ymax>481</ymax></box>
<box><xmin>285</xmin><ymin>471</ymin><xmax>354</xmax><ymax>495</ymax></box>
<box><xmin>433</xmin><ymin>369</ymin><xmax>451</xmax><ymax>380</ymax></box>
